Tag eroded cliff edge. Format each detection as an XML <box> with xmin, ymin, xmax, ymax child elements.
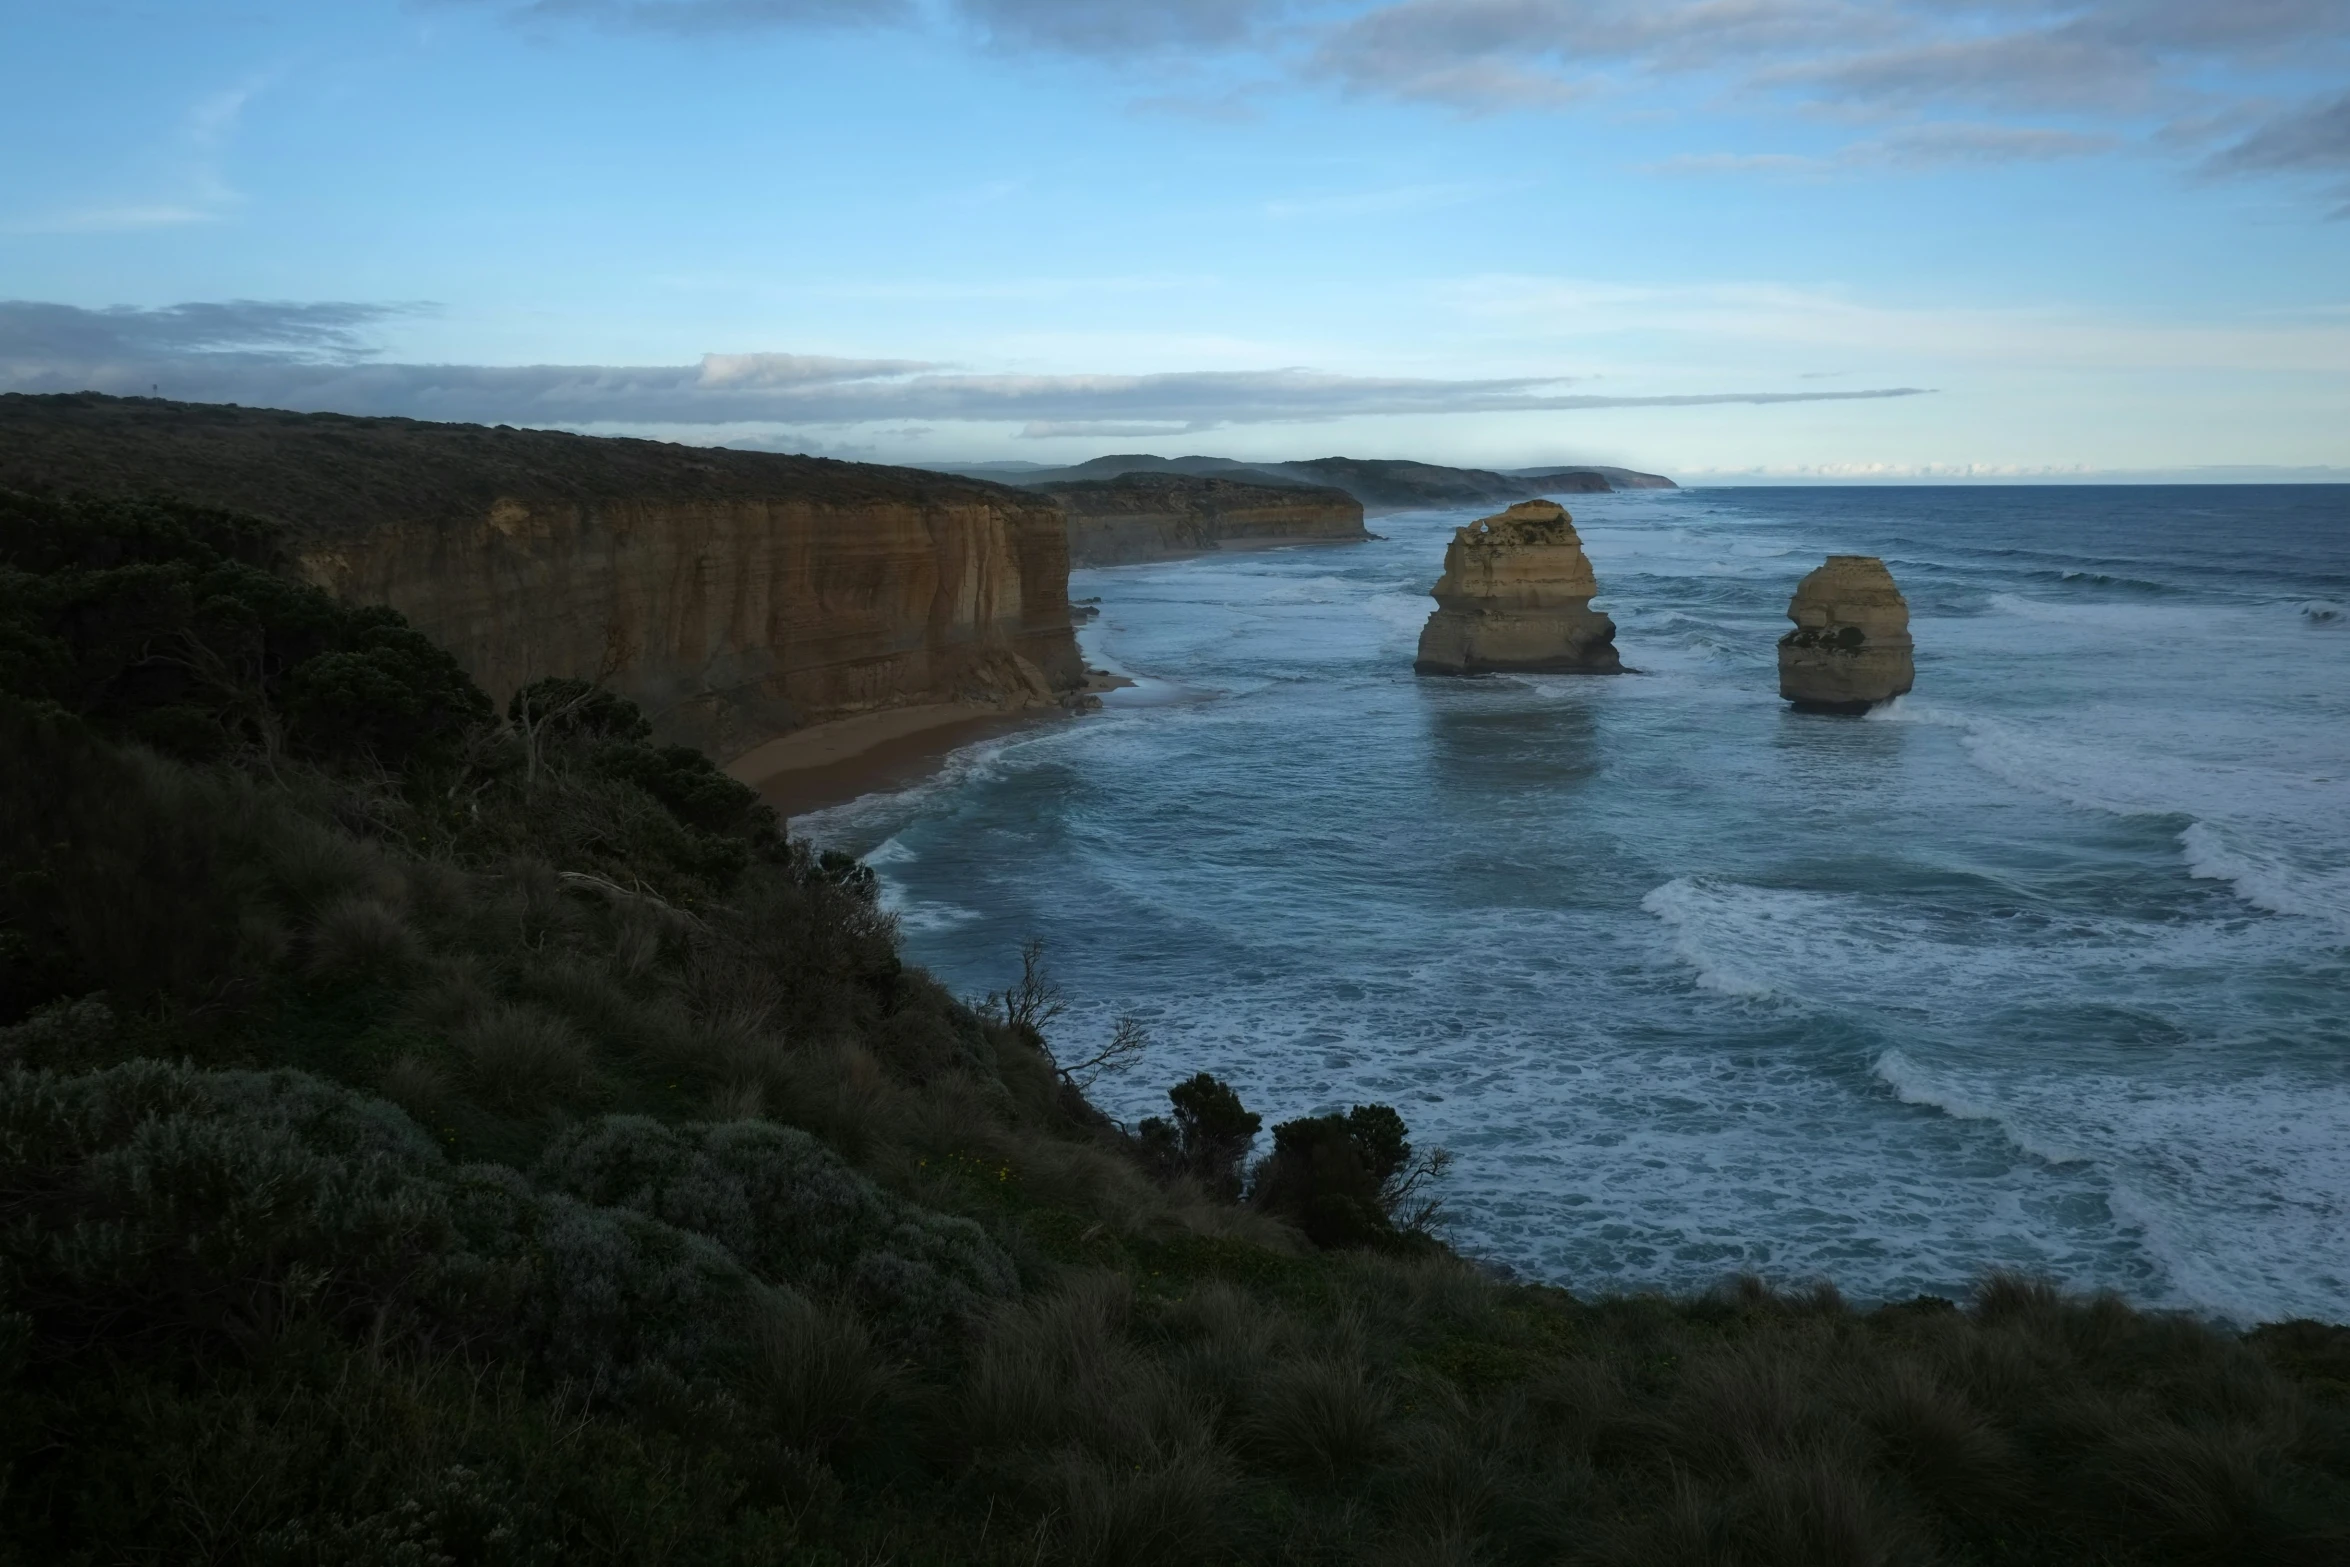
<box><xmin>1041</xmin><ymin>472</ymin><xmax>1370</xmax><ymax>566</ymax></box>
<box><xmin>0</xmin><ymin>394</ymin><xmax>1084</xmax><ymax>761</ymax></box>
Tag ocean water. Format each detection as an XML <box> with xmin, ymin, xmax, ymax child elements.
<box><xmin>800</xmin><ymin>486</ymin><xmax>2350</xmax><ymax>1324</ymax></box>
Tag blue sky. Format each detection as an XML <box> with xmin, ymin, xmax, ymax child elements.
<box><xmin>4</xmin><ymin>1</ymin><xmax>2347</xmax><ymax>479</ymax></box>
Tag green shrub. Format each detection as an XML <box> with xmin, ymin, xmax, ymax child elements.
<box><xmin>532</xmin><ymin>1115</ymin><xmax>1017</xmax><ymax>1346</ymax></box>
<box><xmin>1252</xmin><ymin>1103</ymin><xmax>1415</xmax><ymax>1248</ymax></box>
<box><xmin>0</xmin><ymin>490</ymin><xmax>489</xmax><ymax>769</ymax></box>
<box><xmin>1138</xmin><ymin>1072</ymin><xmax>1260</xmax><ymax>1202</ymax></box>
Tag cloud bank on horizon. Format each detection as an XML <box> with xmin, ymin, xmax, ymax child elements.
<box><xmin>0</xmin><ymin>300</ymin><xmax>1930</xmax><ymax>438</ymax></box>
<box><xmin>2</xmin><ymin>1</ymin><xmax>2345</xmax><ymax>475</ymax></box>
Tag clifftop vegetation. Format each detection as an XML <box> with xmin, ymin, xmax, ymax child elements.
<box><xmin>0</xmin><ymin>394</ymin><xmax>1047</xmax><ymax>536</ymax></box>
<box><xmin>3</xmin><ymin>487</ymin><xmax>2347</xmax><ymax>1565</ymax></box>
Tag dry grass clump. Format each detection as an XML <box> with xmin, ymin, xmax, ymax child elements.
<box><xmin>306</xmin><ymin>893</ymin><xmax>418</xmax><ymax>979</ymax></box>
<box><xmin>1047</xmin><ymin>1443</ymin><xmax>1235</xmax><ymax>1567</ymax></box>
<box><xmin>746</xmin><ymin>1291</ymin><xmax>905</xmax><ymax>1457</ymax></box>
<box><xmin>1243</xmin><ymin>1358</ymin><xmax>1394</xmax><ymax>1486</ymax></box>
<box><xmin>454</xmin><ymin>1003</ymin><xmax>598</xmax><ymax>1113</ymax></box>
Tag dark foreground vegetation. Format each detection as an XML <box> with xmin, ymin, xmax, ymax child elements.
<box><xmin>3</xmin><ymin>487</ymin><xmax>2347</xmax><ymax>1565</ymax></box>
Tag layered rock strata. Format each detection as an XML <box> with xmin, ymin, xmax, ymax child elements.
<box><xmin>1414</xmin><ymin>500</ymin><xmax>1622</xmax><ymax>675</ymax></box>
<box><xmin>1777</xmin><ymin>555</ymin><xmax>1915</xmax><ymax>712</ymax></box>
<box><xmin>1043</xmin><ymin>473</ymin><xmax>1369</xmax><ymax>566</ymax></box>
<box><xmin>0</xmin><ymin>394</ymin><xmax>1084</xmax><ymax>760</ymax></box>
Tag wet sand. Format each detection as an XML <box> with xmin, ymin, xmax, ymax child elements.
<box><xmin>725</xmin><ymin>703</ymin><xmax>1061</xmax><ymax>820</ymax></box>
<box><xmin>726</xmin><ymin>670</ymin><xmax>1133</xmax><ymax>819</ymax></box>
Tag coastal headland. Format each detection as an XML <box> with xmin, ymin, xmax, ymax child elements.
<box><xmin>0</xmin><ymin>394</ymin><xmax>1088</xmax><ymax>773</ymax></box>
<box><xmin>1042</xmin><ymin>470</ymin><xmax>1370</xmax><ymax>566</ymax></box>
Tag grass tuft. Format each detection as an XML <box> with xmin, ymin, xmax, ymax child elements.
<box><xmin>454</xmin><ymin>1002</ymin><xmax>598</xmax><ymax>1113</ymax></box>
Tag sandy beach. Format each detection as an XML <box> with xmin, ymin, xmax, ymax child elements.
<box><xmin>726</xmin><ymin>671</ymin><xmax>1133</xmax><ymax>819</ymax></box>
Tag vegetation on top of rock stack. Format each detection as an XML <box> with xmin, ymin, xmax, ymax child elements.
<box><xmin>2</xmin><ymin>486</ymin><xmax>2348</xmax><ymax>1565</ymax></box>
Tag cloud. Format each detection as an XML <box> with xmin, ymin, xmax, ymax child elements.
<box><xmin>458</xmin><ymin>0</ymin><xmax>1271</xmax><ymax>48</ymax></box>
<box><xmin>1019</xmin><ymin>420</ymin><xmax>1199</xmax><ymax>438</ymax></box>
<box><xmin>696</xmin><ymin>351</ymin><xmax>943</xmax><ymax>385</ymax></box>
<box><xmin>431</xmin><ymin>0</ymin><xmax>2350</xmax><ymax>208</ymax></box>
<box><xmin>0</xmin><ymin>299</ymin><xmax>421</xmax><ymax>362</ymax></box>
<box><xmin>1449</xmin><ymin>274</ymin><xmax>2350</xmax><ymax>373</ymax></box>
<box><xmin>459</xmin><ymin>0</ymin><xmax>910</xmax><ymax>34</ymax></box>
<box><xmin>958</xmin><ymin>0</ymin><xmax>1281</xmax><ymax>53</ymax></box>
<box><xmin>0</xmin><ymin>298</ymin><xmax>1929</xmax><ymax>432</ymax></box>
<box><xmin>1855</xmin><ymin>123</ymin><xmax>2119</xmax><ymax>166</ymax></box>
<box><xmin>1656</xmin><ymin>122</ymin><xmax>2116</xmax><ymax>175</ymax></box>
<box><xmin>2211</xmin><ymin>90</ymin><xmax>2350</xmax><ymax>175</ymax></box>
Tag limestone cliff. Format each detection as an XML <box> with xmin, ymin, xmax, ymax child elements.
<box><xmin>1778</xmin><ymin>555</ymin><xmax>1915</xmax><ymax>713</ymax></box>
<box><xmin>0</xmin><ymin>394</ymin><xmax>1084</xmax><ymax>760</ymax></box>
<box><xmin>1042</xmin><ymin>473</ymin><xmax>1369</xmax><ymax>567</ymax></box>
<box><xmin>1414</xmin><ymin>500</ymin><xmax>1622</xmax><ymax>676</ymax></box>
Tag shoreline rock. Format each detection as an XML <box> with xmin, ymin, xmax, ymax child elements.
<box><xmin>1778</xmin><ymin>555</ymin><xmax>1915</xmax><ymax>712</ymax></box>
<box><xmin>1414</xmin><ymin>500</ymin><xmax>1622</xmax><ymax>676</ymax></box>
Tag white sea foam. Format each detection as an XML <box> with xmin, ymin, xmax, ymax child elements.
<box><xmin>1873</xmin><ymin>1050</ymin><xmax>2350</xmax><ymax>1322</ymax></box>
<box><xmin>2180</xmin><ymin>822</ymin><xmax>2350</xmax><ymax>938</ymax></box>
<box><xmin>1640</xmin><ymin>879</ymin><xmax>1787</xmax><ymax>997</ymax></box>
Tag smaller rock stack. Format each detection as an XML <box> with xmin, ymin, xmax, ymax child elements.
<box><xmin>1414</xmin><ymin>500</ymin><xmax>1622</xmax><ymax>676</ymax></box>
<box><xmin>1778</xmin><ymin>556</ymin><xmax>1915</xmax><ymax>712</ymax></box>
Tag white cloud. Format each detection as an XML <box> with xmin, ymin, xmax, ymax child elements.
<box><xmin>0</xmin><ymin>298</ymin><xmax>1929</xmax><ymax>431</ymax></box>
<box><xmin>1448</xmin><ymin>275</ymin><xmax>2350</xmax><ymax>374</ymax></box>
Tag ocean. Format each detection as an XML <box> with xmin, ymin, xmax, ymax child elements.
<box><xmin>801</xmin><ymin>485</ymin><xmax>2350</xmax><ymax>1324</ymax></box>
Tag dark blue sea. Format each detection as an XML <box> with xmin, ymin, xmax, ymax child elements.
<box><xmin>805</xmin><ymin>486</ymin><xmax>2350</xmax><ymax>1323</ymax></box>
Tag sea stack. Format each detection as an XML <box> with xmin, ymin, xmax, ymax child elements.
<box><xmin>1777</xmin><ymin>556</ymin><xmax>1915</xmax><ymax>713</ymax></box>
<box><xmin>1414</xmin><ymin>500</ymin><xmax>1622</xmax><ymax>676</ymax></box>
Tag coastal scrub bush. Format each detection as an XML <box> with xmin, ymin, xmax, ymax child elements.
<box><xmin>0</xmin><ymin>489</ymin><xmax>488</xmax><ymax>768</ymax></box>
<box><xmin>532</xmin><ymin>1115</ymin><xmax>1018</xmax><ymax>1346</ymax></box>
<box><xmin>1252</xmin><ymin>1103</ymin><xmax>1450</xmax><ymax>1249</ymax></box>
<box><xmin>1138</xmin><ymin>1072</ymin><xmax>1260</xmax><ymax>1201</ymax></box>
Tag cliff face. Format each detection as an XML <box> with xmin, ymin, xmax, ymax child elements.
<box><xmin>0</xmin><ymin>395</ymin><xmax>1083</xmax><ymax>760</ymax></box>
<box><xmin>1778</xmin><ymin>555</ymin><xmax>1915</xmax><ymax>713</ymax></box>
<box><xmin>1043</xmin><ymin>473</ymin><xmax>1369</xmax><ymax>567</ymax></box>
<box><xmin>1415</xmin><ymin>500</ymin><xmax>1622</xmax><ymax>676</ymax></box>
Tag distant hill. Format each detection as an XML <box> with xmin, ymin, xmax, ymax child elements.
<box><xmin>920</xmin><ymin>452</ymin><xmax>1675</xmax><ymax>511</ymax></box>
<box><xmin>1510</xmin><ymin>464</ymin><xmax>1679</xmax><ymax>491</ymax></box>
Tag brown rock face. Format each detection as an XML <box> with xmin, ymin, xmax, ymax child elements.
<box><xmin>1777</xmin><ymin>555</ymin><xmax>1915</xmax><ymax>712</ymax></box>
<box><xmin>1043</xmin><ymin>473</ymin><xmax>1369</xmax><ymax>566</ymax></box>
<box><xmin>1414</xmin><ymin>500</ymin><xmax>1622</xmax><ymax>675</ymax></box>
<box><xmin>0</xmin><ymin>395</ymin><xmax>1084</xmax><ymax>761</ymax></box>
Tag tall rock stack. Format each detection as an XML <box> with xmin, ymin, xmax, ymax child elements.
<box><xmin>1778</xmin><ymin>556</ymin><xmax>1915</xmax><ymax>712</ymax></box>
<box><xmin>1414</xmin><ymin>500</ymin><xmax>1622</xmax><ymax>676</ymax></box>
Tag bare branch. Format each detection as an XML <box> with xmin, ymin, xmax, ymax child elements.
<box><xmin>1054</xmin><ymin>1012</ymin><xmax>1150</xmax><ymax>1092</ymax></box>
<box><xmin>1385</xmin><ymin>1146</ymin><xmax>1456</xmax><ymax>1236</ymax></box>
<box><xmin>984</xmin><ymin>937</ymin><xmax>1068</xmax><ymax>1037</ymax></box>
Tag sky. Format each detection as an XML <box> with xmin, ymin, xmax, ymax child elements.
<box><xmin>3</xmin><ymin>0</ymin><xmax>2348</xmax><ymax>481</ymax></box>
